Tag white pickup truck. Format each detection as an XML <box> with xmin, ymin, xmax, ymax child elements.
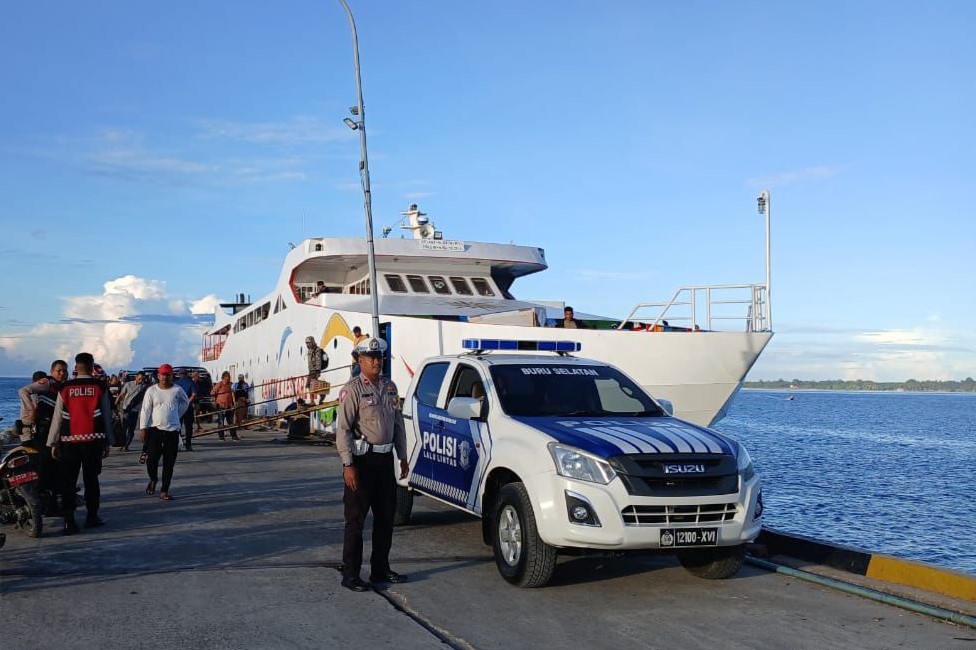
<box><xmin>395</xmin><ymin>338</ymin><xmax>763</xmax><ymax>587</ymax></box>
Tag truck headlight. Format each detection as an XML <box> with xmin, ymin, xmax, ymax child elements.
<box><xmin>548</xmin><ymin>443</ymin><xmax>617</xmax><ymax>485</ymax></box>
<box><xmin>737</xmin><ymin>443</ymin><xmax>755</xmax><ymax>483</ymax></box>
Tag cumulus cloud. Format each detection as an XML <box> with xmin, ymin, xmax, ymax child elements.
<box><xmin>0</xmin><ymin>275</ymin><xmax>216</xmax><ymax>374</ymax></box>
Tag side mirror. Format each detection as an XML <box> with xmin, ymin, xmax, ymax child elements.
<box><xmin>657</xmin><ymin>398</ymin><xmax>674</xmax><ymax>416</ymax></box>
<box><xmin>447</xmin><ymin>396</ymin><xmax>483</xmax><ymax>420</ymax></box>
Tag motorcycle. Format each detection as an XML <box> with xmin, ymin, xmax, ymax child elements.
<box><xmin>0</xmin><ymin>422</ymin><xmax>43</xmax><ymax>538</ymax></box>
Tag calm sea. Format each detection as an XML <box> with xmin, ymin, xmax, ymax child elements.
<box><xmin>717</xmin><ymin>389</ymin><xmax>976</xmax><ymax>575</ymax></box>
<box><xmin>2</xmin><ymin>378</ymin><xmax>974</xmax><ymax>574</ymax></box>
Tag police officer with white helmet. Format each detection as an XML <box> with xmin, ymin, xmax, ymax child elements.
<box><xmin>336</xmin><ymin>337</ymin><xmax>409</xmax><ymax>591</ymax></box>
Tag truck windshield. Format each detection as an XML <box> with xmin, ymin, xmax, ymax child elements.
<box><xmin>488</xmin><ymin>364</ymin><xmax>665</xmax><ymax>418</ymax></box>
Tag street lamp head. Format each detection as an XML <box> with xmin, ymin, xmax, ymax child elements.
<box><xmin>343</xmin><ymin>117</ymin><xmax>359</xmax><ymax>130</ymax></box>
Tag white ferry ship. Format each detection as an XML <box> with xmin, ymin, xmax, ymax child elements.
<box><xmin>200</xmin><ymin>205</ymin><xmax>772</xmax><ymax>427</ymax></box>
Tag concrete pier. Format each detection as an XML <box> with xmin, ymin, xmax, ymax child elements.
<box><xmin>1</xmin><ymin>427</ymin><xmax>972</xmax><ymax>649</ymax></box>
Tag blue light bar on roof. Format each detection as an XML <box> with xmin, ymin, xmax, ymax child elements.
<box><xmin>462</xmin><ymin>339</ymin><xmax>581</xmax><ymax>352</ymax></box>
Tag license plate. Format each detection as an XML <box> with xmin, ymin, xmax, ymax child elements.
<box><xmin>659</xmin><ymin>527</ymin><xmax>718</xmax><ymax>548</ymax></box>
<box><xmin>7</xmin><ymin>471</ymin><xmax>38</xmax><ymax>487</ymax></box>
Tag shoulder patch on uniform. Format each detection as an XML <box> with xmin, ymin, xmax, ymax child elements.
<box><xmin>339</xmin><ymin>389</ymin><xmax>348</xmax><ymax>403</ymax></box>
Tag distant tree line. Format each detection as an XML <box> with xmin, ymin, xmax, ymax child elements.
<box><xmin>744</xmin><ymin>378</ymin><xmax>976</xmax><ymax>392</ymax></box>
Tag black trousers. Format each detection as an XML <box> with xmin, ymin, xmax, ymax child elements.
<box><xmin>146</xmin><ymin>428</ymin><xmax>180</xmax><ymax>493</ymax></box>
<box><xmin>181</xmin><ymin>410</ymin><xmax>194</xmax><ymax>450</ymax></box>
<box><xmin>59</xmin><ymin>440</ymin><xmax>104</xmax><ymax>519</ymax></box>
<box><xmin>123</xmin><ymin>410</ymin><xmax>140</xmax><ymax>449</ymax></box>
<box><xmin>342</xmin><ymin>452</ymin><xmax>395</xmax><ymax>579</ymax></box>
<box><xmin>216</xmin><ymin>410</ymin><xmax>238</xmax><ymax>440</ymax></box>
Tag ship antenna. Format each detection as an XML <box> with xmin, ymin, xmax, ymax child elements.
<box><xmin>338</xmin><ymin>0</ymin><xmax>380</xmax><ymax>340</ymax></box>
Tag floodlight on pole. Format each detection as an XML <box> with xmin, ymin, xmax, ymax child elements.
<box><xmin>757</xmin><ymin>189</ymin><xmax>771</xmax><ymax>331</ymax></box>
<box><xmin>337</xmin><ymin>0</ymin><xmax>380</xmax><ymax>342</ymax></box>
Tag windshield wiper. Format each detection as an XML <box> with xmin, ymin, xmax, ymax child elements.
<box><xmin>562</xmin><ymin>410</ymin><xmax>608</xmax><ymax>417</ymax></box>
<box><xmin>623</xmin><ymin>410</ymin><xmax>664</xmax><ymax>417</ymax></box>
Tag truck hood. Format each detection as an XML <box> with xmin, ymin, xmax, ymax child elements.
<box><xmin>510</xmin><ymin>416</ymin><xmax>737</xmax><ymax>459</ymax></box>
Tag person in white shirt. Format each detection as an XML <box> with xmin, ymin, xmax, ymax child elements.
<box><xmin>139</xmin><ymin>363</ymin><xmax>189</xmax><ymax>501</ymax></box>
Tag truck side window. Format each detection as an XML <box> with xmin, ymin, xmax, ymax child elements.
<box><xmin>447</xmin><ymin>364</ymin><xmax>484</xmax><ymax>400</ymax></box>
<box><xmin>415</xmin><ymin>362</ymin><xmax>450</xmax><ymax>407</ymax></box>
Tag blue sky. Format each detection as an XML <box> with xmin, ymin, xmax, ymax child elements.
<box><xmin>1</xmin><ymin>1</ymin><xmax>973</xmax><ymax>381</ymax></box>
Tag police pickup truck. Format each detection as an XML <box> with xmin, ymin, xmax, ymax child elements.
<box><xmin>395</xmin><ymin>338</ymin><xmax>763</xmax><ymax>588</ymax></box>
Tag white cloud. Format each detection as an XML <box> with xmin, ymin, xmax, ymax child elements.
<box><xmin>190</xmin><ymin>294</ymin><xmax>221</xmax><ymax>315</ymax></box>
<box><xmin>748</xmin><ymin>165</ymin><xmax>841</xmax><ymax>188</ymax></box>
<box><xmin>197</xmin><ymin>117</ymin><xmax>350</xmax><ymax>146</ymax></box>
<box><xmin>750</xmin><ymin>324</ymin><xmax>976</xmax><ymax>381</ymax></box>
<box><xmin>0</xmin><ymin>275</ymin><xmax>216</xmax><ymax>373</ymax></box>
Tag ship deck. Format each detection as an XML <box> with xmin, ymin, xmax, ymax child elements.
<box><xmin>1</xmin><ymin>425</ymin><xmax>971</xmax><ymax>649</ymax></box>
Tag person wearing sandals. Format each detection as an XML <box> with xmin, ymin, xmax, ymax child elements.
<box><xmin>138</xmin><ymin>363</ymin><xmax>189</xmax><ymax>501</ymax></box>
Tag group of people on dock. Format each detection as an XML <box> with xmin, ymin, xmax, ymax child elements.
<box><xmin>11</xmin><ymin>353</ymin><xmax>254</xmax><ymax>534</ymax></box>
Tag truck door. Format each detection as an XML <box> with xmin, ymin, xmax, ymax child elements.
<box><xmin>434</xmin><ymin>363</ymin><xmax>491</xmax><ymax>513</ymax></box>
<box><xmin>408</xmin><ymin>361</ymin><xmax>450</xmax><ymax>495</ymax></box>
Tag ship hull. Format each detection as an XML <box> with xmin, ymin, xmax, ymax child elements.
<box><xmin>204</xmin><ymin>305</ymin><xmax>771</xmax><ymax>427</ymax></box>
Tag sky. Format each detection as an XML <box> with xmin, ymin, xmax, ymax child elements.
<box><xmin>1</xmin><ymin>1</ymin><xmax>973</xmax><ymax>381</ymax></box>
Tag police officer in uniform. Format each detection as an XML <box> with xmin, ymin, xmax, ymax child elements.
<box><xmin>336</xmin><ymin>337</ymin><xmax>410</xmax><ymax>591</ymax></box>
<box><xmin>47</xmin><ymin>352</ymin><xmax>114</xmax><ymax>534</ymax></box>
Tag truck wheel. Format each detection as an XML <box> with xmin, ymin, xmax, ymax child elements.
<box><xmin>677</xmin><ymin>544</ymin><xmax>745</xmax><ymax>579</ymax></box>
<box><xmin>491</xmin><ymin>482</ymin><xmax>556</xmax><ymax>588</ymax></box>
<box><xmin>392</xmin><ymin>485</ymin><xmax>413</xmax><ymax>526</ymax></box>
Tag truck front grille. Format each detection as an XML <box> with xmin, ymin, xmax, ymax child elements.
<box><xmin>621</xmin><ymin>503</ymin><xmax>737</xmax><ymax>526</ymax></box>
<box><xmin>610</xmin><ymin>453</ymin><xmax>739</xmax><ymax>497</ymax></box>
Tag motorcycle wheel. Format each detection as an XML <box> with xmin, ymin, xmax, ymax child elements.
<box><xmin>14</xmin><ymin>484</ymin><xmax>42</xmax><ymax>538</ymax></box>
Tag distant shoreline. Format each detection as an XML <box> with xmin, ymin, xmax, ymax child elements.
<box><xmin>744</xmin><ymin>380</ymin><xmax>975</xmax><ymax>393</ymax></box>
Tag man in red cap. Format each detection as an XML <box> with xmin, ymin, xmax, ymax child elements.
<box><xmin>139</xmin><ymin>363</ymin><xmax>190</xmax><ymax>501</ymax></box>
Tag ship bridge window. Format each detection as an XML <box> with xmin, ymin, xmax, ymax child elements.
<box><xmin>406</xmin><ymin>275</ymin><xmax>429</xmax><ymax>293</ymax></box>
<box><xmin>450</xmin><ymin>277</ymin><xmax>473</xmax><ymax>296</ymax></box>
<box><xmin>471</xmin><ymin>278</ymin><xmax>495</xmax><ymax>297</ymax></box>
<box><xmin>429</xmin><ymin>276</ymin><xmax>451</xmax><ymax>295</ymax></box>
<box><xmin>385</xmin><ymin>274</ymin><xmax>408</xmax><ymax>293</ymax></box>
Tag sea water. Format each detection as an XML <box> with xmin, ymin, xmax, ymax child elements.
<box><xmin>2</xmin><ymin>377</ymin><xmax>974</xmax><ymax>574</ymax></box>
<box><xmin>717</xmin><ymin>389</ymin><xmax>976</xmax><ymax>575</ymax></box>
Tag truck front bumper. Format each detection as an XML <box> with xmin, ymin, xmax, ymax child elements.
<box><xmin>523</xmin><ymin>471</ymin><xmax>762</xmax><ymax>551</ymax></box>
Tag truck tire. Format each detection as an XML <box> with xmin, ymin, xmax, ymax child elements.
<box><xmin>491</xmin><ymin>482</ymin><xmax>557</xmax><ymax>588</ymax></box>
<box><xmin>677</xmin><ymin>544</ymin><xmax>745</xmax><ymax>579</ymax></box>
<box><xmin>392</xmin><ymin>485</ymin><xmax>413</xmax><ymax>526</ymax></box>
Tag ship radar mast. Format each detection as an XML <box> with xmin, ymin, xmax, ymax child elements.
<box><xmin>400</xmin><ymin>203</ymin><xmax>439</xmax><ymax>239</ymax></box>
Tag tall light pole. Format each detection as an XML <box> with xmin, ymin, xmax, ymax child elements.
<box><xmin>338</xmin><ymin>0</ymin><xmax>380</xmax><ymax>341</ymax></box>
<box><xmin>757</xmin><ymin>190</ymin><xmax>772</xmax><ymax>331</ymax></box>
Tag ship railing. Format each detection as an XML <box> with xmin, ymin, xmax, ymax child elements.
<box><xmin>616</xmin><ymin>283</ymin><xmax>769</xmax><ymax>332</ymax></box>
<box><xmin>202</xmin><ymin>333</ymin><xmax>228</xmax><ymax>362</ymax></box>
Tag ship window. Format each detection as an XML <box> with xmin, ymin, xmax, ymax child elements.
<box><xmin>406</xmin><ymin>275</ymin><xmax>429</xmax><ymax>293</ymax></box>
<box><xmin>471</xmin><ymin>278</ymin><xmax>495</xmax><ymax>297</ymax></box>
<box><xmin>428</xmin><ymin>276</ymin><xmax>451</xmax><ymax>295</ymax></box>
<box><xmin>385</xmin><ymin>274</ymin><xmax>408</xmax><ymax>293</ymax></box>
<box><xmin>450</xmin><ymin>277</ymin><xmax>473</xmax><ymax>295</ymax></box>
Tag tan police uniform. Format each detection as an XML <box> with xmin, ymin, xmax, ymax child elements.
<box><xmin>336</xmin><ymin>374</ymin><xmax>406</xmax><ymax>465</ymax></box>
<box><xmin>336</xmin><ymin>338</ymin><xmax>408</xmax><ymax>587</ymax></box>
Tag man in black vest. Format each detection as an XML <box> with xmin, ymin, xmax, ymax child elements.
<box><xmin>47</xmin><ymin>352</ymin><xmax>114</xmax><ymax>534</ymax></box>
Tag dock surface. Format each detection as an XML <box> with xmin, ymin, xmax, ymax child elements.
<box><xmin>1</xmin><ymin>427</ymin><xmax>971</xmax><ymax>649</ymax></box>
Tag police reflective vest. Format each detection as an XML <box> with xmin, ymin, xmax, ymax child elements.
<box><xmin>58</xmin><ymin>377</ymin><xmax>107</xmax><ymax>443</ymax></box>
